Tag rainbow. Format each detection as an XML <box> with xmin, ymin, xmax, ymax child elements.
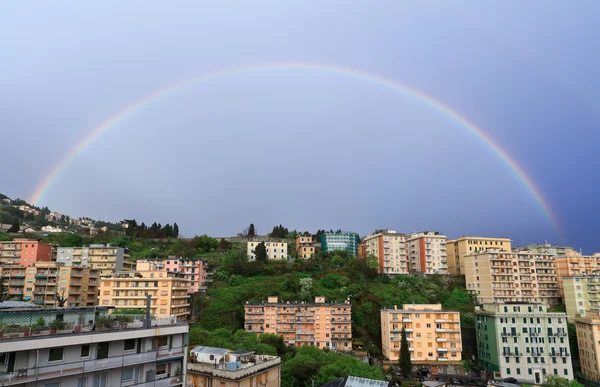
<box><xmin>29</xmin><ymin>61</ymin><xmax>560</xmax><ymax>231</ymax></box>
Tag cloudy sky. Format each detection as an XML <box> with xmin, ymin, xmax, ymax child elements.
<box><xmin>1</xmin><ymin>1</ymin><xmax>599</xmax><ymax>251</ymax></box>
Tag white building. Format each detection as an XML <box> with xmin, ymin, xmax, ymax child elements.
<box><xmin>247</xmin><ymin>241</ymin><xmax>288</xmax><ymax>261</ymax></box>
<box><xmin>0</xmin><ymin>306</ymin><xmax>188</xmax><ymax>387</ymax></box>
<box><xmin>406</xmin><ymin>231</ymin><xmax>448</xmax><ymax>274</ymax></box>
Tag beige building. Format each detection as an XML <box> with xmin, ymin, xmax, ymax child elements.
<box><xmin>245</xmin><ymin>296</ymin><xmax>352</xmax><ymax>351</ymax></box>
<box><xmin>247</xmin><ymin>241</ymin><xmax>288</xmax><ymax>261</ymax></box>
<box><xmin>0</xmin><ymin>262</ymin><xmax>99</xmax><ymax>307</ymax></box>
<box><xmin>364</xmin><ymin>229</ymin><xmax>408</xmax><ymax>275</ymax></box>
<box><xmin>56</xmin><ymin>244</ymin><xmax>135</xmax><ymax>277</ymax></box>
<box><xmin>575</xmin><ymin>310</ymin><xmax>600</xmax><ymax>381</ymax></box>
<box><xmin>555</xmin><ymin>251</ymin><xmax>600</xmax><ymax>297</ymax></box>
<box><xmin>446</xmin><ymin>236</ymin><xmax>512</xmax><ymax>275</ymax></box>
<box><xmin>296</xmin><ymin>234</ymin><xmax>316</xmax><ymax>259</ymax></box>
<box><xmin>99</xmin><ymin>261</ymin><xmax>190</xmax><ymax>320</ymax></box>
<box><xmin>563</xmin><ymin>276</ymin><xmax>600</xmax><ymax>320</ymax></box>
<box><xmin>407</xmin><ymin>232</ymin><xmax>448</xmax><ymax>274</ymax></box>
<box><xmin>464</xmin><ymin>251</ymin><xmax>560</xmax><ymax>306</ymax></box>
<box><xmin>380</xmin><ymin>304</ymin><xmax>462</xmax><ymax>363</ymax></box>
<box><xmin>188</xmin><ymin>347</ymin><xmax>281</xmax><ymax>387</ymax></box>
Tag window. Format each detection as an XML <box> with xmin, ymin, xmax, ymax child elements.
<box><xmin>156</xmin><ymin>364</ymin><xmax>167</xmax><ymax>375</ymax></box>
<box><xmin>506</xmin><ymin>369</ymin><xmax>511</xmax><ymax>375</ymax></box>
<box><xmin>529</xmin><ymin>369</ymin><xmax>532</xmax><ymax>375</ymax></box>
<box><xmin>158</xmin><ymin>336</ymin><xmax>168</xmax><ymax>347</ymax></box>
<box><xmin>77</xmin><ymin>378</ymin><xmax>87</xmax><ymax>387</ymax></box>
<box><xmin>121</xmin><ymin>368</ymin><xmax>134</xmax><ymax>381</ymax></box>
<box><xmin>49</xmin><ymin>348</ymin><xmax>64</xmax><ymax>362</ymax></box>
<box><xmin>564</xmin><ymin>369</ymin><xmax>568</xmax><ymax>376</ymax></box>
<box><xmin>124</xmin><ymin>339</ymin><xmax>136</xmax><ymax>351</ymax></box>
<box><xmin>81</xmin><ymin>345</ymin><xmax>90</xmax><ymax>358</ymax></box>
<box><xmin>517</xmin><ymin>369</ymin><xmax>521</xmax><ymax>375</ymax></box>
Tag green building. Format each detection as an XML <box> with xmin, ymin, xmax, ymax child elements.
<box><xmin>321</xmin><ymin>231</ymin><xmax>359</xmax><ymax>256</ymax></box>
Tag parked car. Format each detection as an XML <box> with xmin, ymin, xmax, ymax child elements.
<box><xmin>503</xmin><ymin>377</ymin><xmax>519</xmax><ymax>384</ymax></box>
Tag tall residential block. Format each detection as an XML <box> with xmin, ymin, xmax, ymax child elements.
<box><xmin>475</xmin><ymin>303</ymin><xmax>573</xmax><ymax>384</ymax></box>
<box><xmin>555</xmin><ymin>251</ymin><xmax>600</xmax><ymax>297</ymax></box>
<box><xmin>563</xmin><ymin>276</ymin><xmax>600</xmax><ymax>320</ymax></box>
<box><xmin>320</xmin><ymin>231</ymin><xmax>359</xmax><ymax>256</ymax></box>
<box><xmin>0</xmin><ymin>306</ymin><xmax>188</xmax><ymax>387</ymax></box>
<box><xmin>363</xmin><ymin>230</ymin><xmax>408</xmax><ymax>275</ymax></box>
<box><xmin>140</xmin><ymin>257</ymin><xmax>207</xmax><ymax>293</ymax></box>
<box><xmin>464</xmin><ymin>251</ymin><xmax>560</xmax><ymax>306</ymax></box>
<box><xmin>56</xmin><ymin>244</ymin><xmax>135</xmax><ymax>277</ymax></box>
<box><xmin>244</xmin><ymin>296</ymin><xmax>352</xmax><ymax>351</ymax></box>
<box><xmin>380</xmin><ymin>304</ymin><xmax>462</xmax><ymax>363</ymax></box>
<box><xmin>99</xmin><ymin>261</ymin><xmax>190</xmax><ymax>320</ymax></box>
<box><xmin>188</xmin><ymin>347</ymin><xmax>281</xmax><ymax>387</ymax></box>
<box><xmin>575</xmin><ymin>310</ymin><xmax>600</xmax><ymax>381</ymax></box>
<box><xmin>514</xmin><ymin>242</ymin><xmax>574</xmax><ymax>256</ymax></box>
<box><xmin>407</xmin><ymin>232</ymin><xmax>448</xmax><ymax>274</ymax></box>
<box><xmin>247</xmin><ymin>241</ymin><xmax>288</xmax><ymax>261</ymax></box>
<box><xmin>446</xmin><ymin>236</ymin><xmax>512</xmax><ymax>275</ymax></box>
<box><xmin>296</xmin><ymin>234</ymin><xmax>317</xmax><ymax>259</ymax></box>
<box><xmin>0</xmin><ymin>239</ymin><xmax>52</xmax><ymax>266</ymax></box>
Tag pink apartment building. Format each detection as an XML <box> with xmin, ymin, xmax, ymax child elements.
<box><xmin>140</xmin><ymin>256</ymin><xmax>207</xmax><ymax>293</ymax></box>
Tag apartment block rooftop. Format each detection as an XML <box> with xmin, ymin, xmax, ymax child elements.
<box><xmin>245</xmin><ymin>296</ymin><xmax>350</xmax><ymax>306</ymax></box>
<box><xmin>188</xmin><ymin>346</ymin><xmax>281</xmax><ymax>381</ymax></box>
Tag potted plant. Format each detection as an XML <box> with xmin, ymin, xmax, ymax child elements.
<box><xmin>49</xmin><ymin>319</ymin><xmax>66</xmax><ymax>333</ymax></box>
<box><xmin>95</xmin><ymin>316</ymin><xmax>112</xmax><ymax>330</ymax></box>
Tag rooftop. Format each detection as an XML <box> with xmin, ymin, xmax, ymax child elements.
<box><xmin>319</xmin><ymin>376</ymin><xmax>391</xmax><ymax>387</ymax></box>
<box><xmin>191</xmin><ymin>346</ymin><xmax>231</xmax><ymax>356</ymax></box>
<box><xmin>188</xmin><ymin>354</ymin><xmax>281</xmax><ymax>381</ymax></box>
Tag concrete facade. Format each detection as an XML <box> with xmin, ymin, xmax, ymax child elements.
<box><xmin>140</xmin><ymin>257</ymin><xmax>207</xmax><ymax>293</ymax></box>
<box><xmin>446</xmin><ymin>237</ymin><xmax>512</xmax><ymax>275</ymax></box>
<box><xmin>555</xmin><ymin>251</ymin><xmax>600</xmax><ymax>297</ymax></box>
<box><xmin>364</xmin><ymin>230</ymin><xmax>408</xmax><ymax>275</ymax></box>
<box><xmin>406</xmin><ymin>232</ymin><xmax>448</xmax><ymax>274</ymax></box>
<box><xmin>296</xmin><ymin>235</ymin><xmax>316</xmax><ymax>259</ymax></box>
<box><xmin>575</xmin><ymin>310</ymin><xmax>600</xmax><ymax>381</ymax></box>
<box><xmin>0</xmin><ymin>239</ymin><xmax>52</xmax><ymax>266</ymax></box>
<box><xmin>247</xmin><ymin>241</ymin><xmax>288</xmax><ymax>261</ymax></box>
<box><xmin>563</xmin><ymin>276</ymin><xmax>600</xmax><ymax>320</ymax></box>
<box><xmin>56</xmin><ymin>245</ymin><xmax>135</xmax><ymax>277</ymax></box>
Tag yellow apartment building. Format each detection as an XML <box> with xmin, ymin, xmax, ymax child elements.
<box><xmin>380</xmin><ymin>304</ymin><xmax>462</xmax><ymax>363</ymax></box>
<box><xmin>244</xmin><ymin>296</ymin><xmax>352</xmax><ymax>351</ymax></box>
<box><xmin>0</xmin><ymin>262</ymin><xmax>99</xmax><ymax>307</ymax></box>
<box><xmin>446</xmin><ymin>236</ymin><xmax>512</xmax><ymax>275</ymax></box>
<box><xmin>555</xmin><ymin>251</ymin><xmax>600</xmax><ymax>297</ymax></box>
<box><xmin>296</xmin><ymin>234</ymin><xmax>316</xmax><ymax>259</ymax></box>
<box><xmin>575</xmin><ymin>310</ymin><xmax>600</xmax><ymax>381</ymax></box>
<box><xmin>563</xmin><ymin>276</ymin><xmax>600</xmax><ymax>320</ymax></box>
<box><xmin>56</xmin><ymin>244</ymin><xmax>135</xmax><ymax>277</ymax></box>
<box><xmin>247</xmin><ymin>241</ymin><xmax>288</xmax><ymax>261</ymax></box>
<box><xmin>406</xmin><ymin>232</ymin><xmax>448</xmax><ymax>274</ymax></box>
<box><xmin>99</xmin><ymin>261</ymin><xmax>190</xmax><ymax>320</ymax></box>
<box><xmin>464</xmin><ymin>251</ymin><xmax>560</xmax><ymax>306</ymax></box>
<box><xmin>363</xmin><ymin>229</ymin><xmax>408</xmax><ymax>275</ymax></box>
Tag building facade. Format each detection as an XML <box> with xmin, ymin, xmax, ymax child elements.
<box><xmin>446</xmin><ymin>237</ymin><xmax>512</xmax><ymax>275</ymax></box>
<box><xmin>363</xmin><ymin>230</ymin><xmax>408</xmax><ymax>275</ymax></box>
<box><xmin>555</xmin><ymin>251</ymin><xmax>600</xmax><ymax>297</ymax></box>
<box><xmin>247</xmin><ymin>241</ymin><xmax>288</xmax><ymax>261</ymax></box>
<box><xmin>406</xmin><ymin>232</ymin><xmax>448</xmax><ymax>274</ymax></box>
<box><xmin>0</xmin><ymin>239</ymin><xmax>53</xmax><ymax>266</ymax></box>
<box><xmin>244</xmin><ymin>296</ymin><xmax>352</xmax><ymax>351</ymax></box>
<box><xmin>99</xmin><ymin>262</ymin><xmax>190</xmax><ymax>321</ymax></box>
<box><xmin>381</xmin><ymin>304</ymin><xmax>462</xmax><ymax>363</ymax></box>
<box><xmin>140</xmin><ymin>257</ymin><xmax>207</xmax><ymax>293</ymax></box>
<box><xmin>56</xmin><ymin>244</ymin><xmax>135</xmax><ymax>277</ymax></box>
<box><xmin>575</xmin><ymin>310</ymin><xmax>600</xmax><ymax>381</ymax></box>
<box><xmin>296</xmin><ymin>234</ymin><xmax>317</xmax><ymax>259</ymax></box>
<box><xmin>0</xmin><ymin>306</ymin><xmax>188</xmax><ymax>387</ymax></box>
<box><xmin>475</xmin><ymin>303</ymin><xmax>573</xmax><ymax>384</ymax></box>
<box><xmin>514</xmin><ymin>243</ymin><xmax>574</xmax><ymax>256</ymax></box>
<box><xmin>188</xmin><ymin>347</ymin><xmax>281</xmax><ymax>387</ymax></box>
<box><xmin>464</xmin><ymin>251</ymin><xmax>560</xmax><ymax>306</ymax></box>
<box><xmin>563</xmin><ymin>276</ymin><xmax>600</xmax><ymax>320</ymax></box>
<box><xmin>320</xmin><ymin>232</ymin><xmax>359</xmax><ymax>256</ymax></box>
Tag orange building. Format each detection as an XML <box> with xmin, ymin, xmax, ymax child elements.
<box><xmin>0</xmin><ymin>238</ymin><xmax>52</xmax><ymax>266</ymax></box>
<box><xmin>555</xmin><ymin>251</ymin><xmax>600</xmax><ymax>297</ymax></box>
<box><xmin>406</xmin><ymin>232</ymin><xmax>448</xmax><ymax>274</ymax></box>
<box><xmin>296</xmin><ymin>234</ymin><xmax>316</xmax><ymax>259</ymax></box>
<box><xmin>245</xmin><ymin>296</ymin><xmax>352</xmax><ymax>351</ymax></box>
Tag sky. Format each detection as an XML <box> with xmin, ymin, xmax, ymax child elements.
<box><xmin>1</xmin><ymin>1</ymin><xmax>599</xmax><ymax>251</ymax></box>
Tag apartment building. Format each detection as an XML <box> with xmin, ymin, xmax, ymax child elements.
<box><xmin>464</xmin><ymin>251</ymin><xmax>560</xmax><ymax>306</ymax></box>
<box><xmin>141</xmin><ymin>257</ymin><xmax>207</xmax><ymax>293</ymax></box>
<box><xmin>575</xmin><ymin>310</ymin><xmax>600</xmax><ymax>381</ymax></box>
<box><xmin>563</xmin><ymin>276</ymin><xmax>600</xmax><ymax>320</ymax></box>
<box><xmin>514</xmin><ymin>242</ymin><xmax>574</xmax><ymax>256</ymax></box>
<box><xmin>0</xmin><ymin>239</ymin><xmax>52</xmax><ymax>266</ymax></box>
<box><xmin>188</xmin><ymin>347</ymin><xmax>281</xmax><ymax>387</ymax></box>
<box><xmin>320</xmin><ymin>231</ymin><xmax>359</xmax><ymax>256</ymax></box>
<box><xmin>555</xmin><ymin>251</ymin><xmax>600</xmax><ymax>297</ymax></box>
<box><xmin>296</xmin><ymin>234</ymin><xmax>317</xmax><ymax>259</ymax></box>
<box><xmin>247</xmin><ymin>241</ymin><xmax>288</xmax><ymax>261</ymax></box>
<box><xmin>244</xmin><ymin>296</ymin><xmax>352</xmax><ymax>351</ymax></box>
<box><xmin>363</xmin><ymin>230</ymin><xmax>408</xmax><ymax>275</ymax></box>
<box><xmin>380</xmin><ymin>304</ymin><xmax>462</xmax><ymax>363</ymax></box>
<box><xmin>99</xmin><ymin>262</ymin><xmax>190</xmax><ymax>320</ymax></box>
<box><xmin>406</xmin><ymin>232</ymin><xmax>448</xmax><ymax>274</ymax></box>
<box><xmin>56</xmin><ymin>244</ymin><xmax>135</xmax><ymax>277</ymax></box>
<box><xmin>475</xmin><ymin>303</ymin><xmax>573</xmax><ymax>384</ymax></box>
<box><xmin>446</xmin><ymin>236</ymin><xmax>512</xmax><ymax>275</ymax></box>
<box><xmin>0</xmin><ymin>306</ymin><xmax>188</xmax><ymax>387</ymax></box>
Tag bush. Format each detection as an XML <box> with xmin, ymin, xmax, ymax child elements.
<box><xmin>50</xmin><ymin>319</ymin><xmax>66</xmax><ymax>330</ymax></box>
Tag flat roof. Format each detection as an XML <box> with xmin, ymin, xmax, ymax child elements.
<box><xmin>191</xmin><ymin>346</ymin><xmax>231</xmax><ymax>356</ymax></box>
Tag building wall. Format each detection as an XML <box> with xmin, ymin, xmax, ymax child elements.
<box><xmin>245</xmin><ymin>297</ymin><xmax>352</xmax><ymax>351</ymax></box>
<box><xmin>555</xmin><ymin>252</ymin><xmax>600</xmax><ymax>297</ymax></box>
<box><xmin>247</xmin><ymin>241</ymin><xmax>288</xmax><ymax>260</ymax></box>
<box><xmin>563</xmin><ymin>276</ymin><xmax>600</xmax><ymax>320</ymax></box>
<box><xmin>320</xmin><ymin>232</ymin><xmax>359</xmax><ymax>256</ymax></box>
<box><xmin>296</xmin><ymin>235</ymin><xmax>316</xmax><ymax>259</ymax></box>
<box><xmin>407</xmin><ymin>232</ymin><xmax>448</xmax><ymax>274</ymax></box>
<box><xmin>575</xmin><ymin>311</ymin><xmax>600</xmax><ymax>381</ymax></box>
<box><xmin>56</xmin><ymin>245</ymin><xmax>135</xmax><ymax>277</ymax></box>
<box><xmin>364</xmin><ymin>231</ymin><xmax>408</xmax><ymax>275</ymax></box>
<box><xmin>0</xmin><ymin>239</ymin><xmax>52</xmax><ymax>266</ymax></box>
<box><xmin>381</xmin><ymin>304</ymin><xmax>462</xmax><ymax>362</ymax></box>
<box><xmin>475</xmin><ymin>303</ymin><xmax>573</xmax><ymax>383</ymax></box>
<box><xmin>446</xmin><ymin>237</ymin><xmax>512</xmax><ymax>275</ymax></box>
<box><xmin>464</xmin><ymin>251</ymin><xmax>560</xmax><ymax>306</ymax></box>
<box><xmin>187</xmin><ymin>365</ymin><xmax>280</xmax><ymax>387</ymax></box>
<box><xmin>141</xmin><ymin>258</ymin><xmax>207</xmax><ymax>293</ymax></box>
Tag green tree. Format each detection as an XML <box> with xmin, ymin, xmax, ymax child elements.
<box><xmin>7</xmin><ymin>219</ymin><xmax>19</xmax><ymax>233</ymax></box>
<box><xmin>248</xmin><ymin>223</ymin><xmax>256</xmax><ymax>238</ymax></box>
<box><xmin>254</xmin><ymin>242</ymin><xmax>267</xmax><ymax>262</ymax></box>
<box><xmin>540</xmin><ymin>375</ymin><xmax>583</xmax><ymax>387</ymax></box>
<box><xmin>0</xmin><ymin>278</ymin><xmax>8</xmax><ymax>302</ymax></box>
<box><xmin>367</xmin><ymin>254</ymin><xmax>379</xmax><ymax>270</ymax></box>
<box><xmin>173</xmin><ymin>223</ymin><xmax>179</xmax><ymax>237</ymax></box>
<box><xmin>399</xmin><ymin>327</ymin><xmax>412</xmax><ymax>377</ymax></box>
<box><xmin>567</xmin><ymin>322</ymin><xmax>579</xmax><ymax>361</ymax></box>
